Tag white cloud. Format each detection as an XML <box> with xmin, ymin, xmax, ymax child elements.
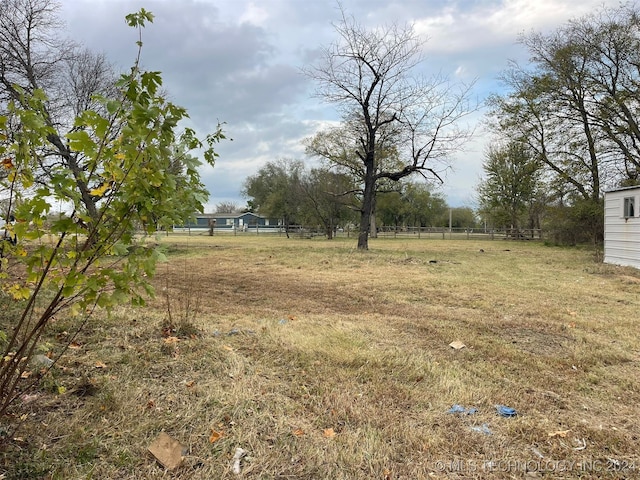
<box><xmin>238</xmin><ymin>2</ymin><xmax>270</xmax><ymax>27</ymax></box>
<box><xmin>416</xmin><ymin>0</ymin><xmax>620</xmax><ymax>55</ymax></box>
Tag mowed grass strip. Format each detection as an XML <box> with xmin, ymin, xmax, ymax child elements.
<box><xmin>4</xmin><ymin>235</ymin><xmax>640</xmax><ymax>479</ymax></box>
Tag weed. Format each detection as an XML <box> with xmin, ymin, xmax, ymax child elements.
<box><xmin>161</xmin><ymin>255</ymin><xmax>203</xmax><ymax>340</ymax></box>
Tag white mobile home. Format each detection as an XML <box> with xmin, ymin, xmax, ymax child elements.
<box><xmin>604</xmin><ymin>186</ymin><xmax>640</xmax><ymax>269</ymax></box>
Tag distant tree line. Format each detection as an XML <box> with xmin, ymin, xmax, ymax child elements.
<box><xmin>376</xmin><ymin>183</ymin><xmax>478</xmax><ymax>230</ymax></box>
<box><xmin>242</xmin><ymin>158</ymin><xmax>479</xmax><ymax>237</ymax></box>
<box><xmin>479</xmin><ymin>2</ymin><xmax>640</xmax><ymax>245</ymax></box>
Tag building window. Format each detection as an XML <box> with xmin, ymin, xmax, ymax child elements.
<box><xmin>624</xmin><ymin>197</ymin><xmax>636</xmax><ymax>218</ymax></box>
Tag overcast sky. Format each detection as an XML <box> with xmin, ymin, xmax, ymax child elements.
<box><xmin>61</xmin><ymin>0</ymin><xmax>622</xmax><ymax>211</ymax></box>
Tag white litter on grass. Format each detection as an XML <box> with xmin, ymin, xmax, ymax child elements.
<box><xmin>232</xmin><ymin>447</ymin><xmax>247</xmax><ymax>474</ymax></box>
<box><xmin>531</xmin><ymin>447</ymin><xmax>544</xmax><ymax>459</ymax></box>
<box><xmin>470</xmin><ymin>423</ymin><xmax>492</xmax><ymax>435</ymax></box>
<box><xmin>573</xmin><ymin>438</ymin><xmax>587</xmax><ymax>451</ymax></box>
<box><xmin>31</xmin><ymin>354</ymin><xmax>54</xmax><ymax>367</ymax></box>
<box><xmin>559</xmin><ymin>438</ymin><xmax>587</xmax><ymax>451</ymax></box>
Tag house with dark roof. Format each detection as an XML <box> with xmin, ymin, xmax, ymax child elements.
<box><xmin>179</xmin><ymin>212</ymin><xmax>278</xmax><ymax>231</ymax></box>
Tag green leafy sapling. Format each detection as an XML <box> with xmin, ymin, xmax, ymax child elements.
<box><xmin>0</xmin><ymin>10</ymin><xmax>225</xmax><ymax>416</ymax></box>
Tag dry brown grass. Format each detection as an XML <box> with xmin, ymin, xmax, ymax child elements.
<box><xmin>2</xmin><ymin>235</ymin><xmax>640</xmax><ymax>479</ymax></box>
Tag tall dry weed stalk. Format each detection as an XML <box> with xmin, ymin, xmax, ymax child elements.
<box><xmin>162</xmin><ymin>254</ymin><xmax>202</xmax><ymax>338</ymax></box>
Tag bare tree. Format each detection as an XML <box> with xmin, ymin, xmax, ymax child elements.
<box><xmin>215</xmin><ymin>201</ymin><xmax>238</xmax><ymax>214</ymax></box>
<box><xmin>0</xmin><ymin>0</ymin><xmax>70</xmax><ymax>101</ymax></box>
<box><xmin>304</xmin><ymin>7</ymin><xmax>476</xmax><ymax>249</ymax></box>
<box><xmin>62</xmin><ymin>49</ymin><xmax>119</xmax><ymax>119</ymax></box>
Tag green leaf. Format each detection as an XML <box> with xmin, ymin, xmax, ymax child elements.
<box><xmin>110</xmin><ymin>242</ymin><xmax>129</xmax><ymax>256</ymax></box>
<box><xmin>141</xmin><ymin>71</ymin><xmax>163</xmax><ymax>95</ymax></box>
<box><xmin>125</xmin><ymin>8</ymin><xmax>154</xmax><ymax>27</ymax></box>
<box><xmin>66</xmin><ymin>130</ymin><xmax>97</xmax><ymax>158</ymax></box>
<box><xmin>106</xmin><ymin>100</ymin><xmax>121</xmax><ymax>114</ymax></box>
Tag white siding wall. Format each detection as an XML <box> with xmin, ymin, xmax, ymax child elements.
<box><xmin>604</xmin><ymin>188</ymin><xmax>640</xmax><ymax>269</ymax></box>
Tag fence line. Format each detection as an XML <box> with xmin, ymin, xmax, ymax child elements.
<box><xmin>375</xmin><ymin>226</ymin><xmax>543</xmax><ymax>240</ymax></box>
<box><xmin>169</xmin><ymin>225</ymin><xmax>544</xmax><ymax>241</ymax></box>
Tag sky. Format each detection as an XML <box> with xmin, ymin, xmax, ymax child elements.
<box><xmin>60</xmin><ymin>0</ymin><xmax>623</xmax><ymax>211</ymax></box>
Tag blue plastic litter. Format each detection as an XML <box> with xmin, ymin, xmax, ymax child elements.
<box><xmin>447</xmin><ymin>405</ymin><xmax>477</xmax><ymax>415</ymax></box>
<box><xmin>496</xmin><ymin>405</ymin><xmax>517</xmax><ymax>417</ymax></box>
<box><xmin>471</xmin><ymin>423</ymin><xmax>492</xmax><ymax>435</ymax></box>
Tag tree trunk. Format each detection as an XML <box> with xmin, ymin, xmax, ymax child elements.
<box><xmin>358</xmin><ymin>157</ymin><xmax>376</xmax><ymax>249</ymax></box>
<box><xmin>326</xmin><ymin>218</ymin><xmax>334</xmax><ymax>240</ymax></box>
<box><xmin>47</xmin><ymin>133</ymin><xmax>99</xmax><ymax>223</ymax></box>
<box><xmin>370</xmin><ymin>194</ymin><xmax>378</xmax><ymax>238</ymax></box>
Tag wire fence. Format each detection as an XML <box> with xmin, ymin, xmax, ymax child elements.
<box><xmin>375</xmin><ymin>226</ymin><xmax>543</xmax><ymax>240</ymax></box>
<box><xmin>170</xmin><ymin>225</ymin><xmax>544</xmax><ymax>241</ymax></box>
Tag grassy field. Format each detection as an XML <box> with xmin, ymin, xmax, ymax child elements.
<box><xmin>2</xmin><ymin>235</ymin><xmax>639</xmax><ymax>479</ymax></box>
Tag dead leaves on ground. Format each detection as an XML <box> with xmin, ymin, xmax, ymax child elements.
<box><xmin>291</xmin><ymin>427</ymin><xmax>337</xmax><ymax>439</ymax></box>
<box><xmin>161</xmin><ymin>335</ymin><xmax>180</xmax><ymax>358</ymax></box>
<box><xmin>322</xmin><ymin>428</ymin><xmax>336</xmax><ymax>438</ymax></box>
<box><xmin>209</xmin><ymin>429</ymin><xmax>224</xmax><ymax>444</ymax></box>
